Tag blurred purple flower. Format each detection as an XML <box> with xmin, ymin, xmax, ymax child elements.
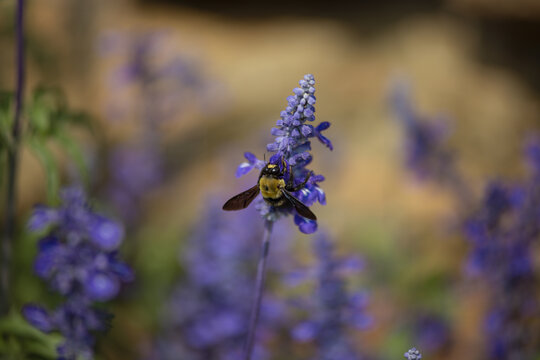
<box><xmin>102</xmin><ymin>31</ymin><xmax>223</xmax><ymax>224</ymax></box>
<box><xmin>149</xmin><ymin>201</ymin><xmax>289</xmax><ymax>360</ymax></box>
<box><xmin>393</xmin><ymin>83</ymin><xmax>540</xmax><ymax>359</ymax></box>
<box><xmin>23</xmin><ymin>186</ymin><xmax>132</xmax><ymax>359</ymax></box>
<box><xmin>390</xmin><ymin>82</ymin><xmax>455</xmax><ymax>183</ymax></box>
<box><xmin>289</xmin><ymin>235</ymin><xmax>371</xmax><ymax>360</ymax></box>
<box><xmin>237</xmin><ymin>74</ymin><xmax>331</xmax><ymax>233</ymax></box>
<box><xmin>107</xmin><ymin>143</ymin><xmax>163</xmax><ymax>223</ymax></box>
<box><xmin>464</xmin><ymin>161</ymin><xmax>540</xmax><ymax>359</ymax></box>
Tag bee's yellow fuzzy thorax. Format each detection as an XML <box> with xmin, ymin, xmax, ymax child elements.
<box><xmin>259</xmin><ymin>176</ymin><xmax>285</xmax><ymax>199</ymax></box>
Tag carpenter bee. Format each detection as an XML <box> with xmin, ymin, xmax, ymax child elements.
<box><xmin>222</xmin><ymin>160</ymin><xmax>317</xmax><ymax>220</ymax></box>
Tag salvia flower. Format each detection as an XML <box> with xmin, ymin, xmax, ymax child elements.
<box><xmin>393</xmin><ymin>82</ymin><xmax>540</xmax><ymax>360</ymax></box>
<box><xmin>463</xmin><ymin>142</ymin><xmax>540</xmax><ymax>359</ymax></box>
<box><xmin>150</xmin><ymin>201</ymin><xmax>289</xmax><ymax>360</ymax></box>
<box><xmin>102</xmin><ymin>31</ymin><xmax>221</xmax><ymax>224</ymax></box>
<box><xmin>289</xmin><ymin>234</ymin><xmax>371</xmax><ymax>360</ymax></box>
<box><xmin>237</xmin><ymin>74</ymin><xmax>332</xmax><ymax>233</ymax></box>
<box><xmin>390</xmin><ymin>83</ymin><xmax>454</xmax><ymax>181</ymax></box>
<box><xmin>404</xmin><ymin>347</ymin><xmax>422</xmax><ymax>360</ymax></box>
<box><xmin>24</xmin><ymin>186</ymin><xmax>133</xmax><ymax>360</ymax></box>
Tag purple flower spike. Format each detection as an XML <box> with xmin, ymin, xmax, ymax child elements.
<box><xmin>289</xmin><ymin>234</ymin><xmax>370</xmax><ymax>359</ymax></box>
<box><xmin>235</xmin><ymin>75</ymin><xmax>331</xmax><ymax>232</ymax></box>
<box><xmin>391</xmin><ymin>82</ymin><xmax>453</xmax><ymax>181</ymax></box>
<box><xmin>24</xmin><ymin>186</ymin><xmax>132</xmax><ymax>359</ymax></box>
<box><xmin>150</xmin><ymin>202</ymin><xmax>289</xmax><ymax>359</ymax></box>
<box><xmin>22</xmin><ymin>305</ymin><xmax>53</xmax><ymax>333</ymax></box>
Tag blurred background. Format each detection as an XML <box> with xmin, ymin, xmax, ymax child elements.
<box><xmin>0</xmin><ymin>0</ymin><xmax>539</xmax><ymax>359</ymax></box>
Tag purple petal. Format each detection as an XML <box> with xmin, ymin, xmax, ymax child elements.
<box><xmin>34</xmin><ymin>237</ymin><xmax>62</xmax><ymax>278</ymax></box>
<box><xmin>236</xmin><ymin>162</ymin><xmax>254</xmax><ymax>178</ymax></box>
<box><xmin>287</xmin><ymin>95</ymin><xmax>297</xmax><ymax>104</ymax></box>
<box><xmin>89</xmin><ymin>216</ymin><xmax>124</xmax><ymax>250</ymax></box>
<box><xmin>291</xmin><ymin>321</ymin><xmax>318</xmax><ymax>342</ymax></box>
<box><xmin>293</xmin><ymin>87</ymin><xmax>304</xmax><ymax>96</ymax></box>
<box><xmin>348</xmin><ymin>313</ymin><xmax>373</xmax><ymax>330</ymax></box>
<box><xmin>267</xmin><ymin>143</ymin><xmax>279</xmax><ymax>152</ymax></box>
<box><xmin>37</xmin><ymin>236</ymin><xmax>61</xmax><ymax>251</ymax></box>
<box><xmin>244</xmin><ymin>152</ymin><xmax>258</xmax><ymax>164</ymax></box>
<box><xmin>269</xmin><ymin>153</ymin><xmax>282</xmax><ymax>164</ymax></box>
<box><xmin>338</xmin><ymin>256</ymin><xmax>364</xmax><ymax>274</ymax></box>
<box><xmin>317</xmin><ymin>133</ymin><xmax>333</xmax><ymax>150</ymax></box>
<box><xmin>294</xmin><ymin>215</ymin><xmax>317</xmax><ymax>234</ymax></box>
<box><xmin>111</xmin><ymin>261</ymin><xmax>135</xmax><ymax>282</ymax></box>
<box><xmin>301</xmin><ymin>125</ymin><xmax>313</xmax><ymax>137</ymax></box>
<box><xmin>85</xmin><ymin>272</ymin><xmax>119</xmax><ymax>301</ymax></box>
<box><xmin>316</xmin><ymin>187</ymin><xmax>326</xmax><ymax>205</ymax></box>
<box><xmin>27</xmin><ymin>206</ymin><xmax>60</xmax><ymax>232</ymax></box>
<box><xmin>316</xmin><ymin>121</ymin><xmax>330</xmax><ymax>131</ymax></box>
<box><xmin>23</xmin><ymin>305</ymin><xmax>53</xmax><ymax>332</ymax></box>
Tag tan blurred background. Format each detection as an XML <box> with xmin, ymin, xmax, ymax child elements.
<box><xmin>1</xmin><ymin>0</ymin><xmax>539</xmax><ymax>358</ymax></box>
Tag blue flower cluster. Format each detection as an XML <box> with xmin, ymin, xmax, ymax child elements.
<box><xmin>150</xmin><ymin>202</ymin><xmax>288</xmax><ymax>360</ymax></box>
<box><xmin>393</xmin><ymin>86</ymin><xmax>540</xmax><ymax>359</ymax></box>
<box><xmin>237</xmin><ymin>74</ymin><xmax>332</xmax><ymax>233</ymax></box>
<box><xmin>23</xmin><ymin>187</ymin><xmax>133</xmax><ymax>360</ymax></box>
<box><xmin>404</xmin><ymin>347</ymin><xmax>422</xmax><ymax>360</ymax></box>
<box><xmin>463</xmin><ymin>140</ymin><xmax>540</xmax><ymax>359</ymax></box>
<box><xmin>288</xmin><ymin>235</ymin><xmax>371</xmax><ymax>360</ymax></box>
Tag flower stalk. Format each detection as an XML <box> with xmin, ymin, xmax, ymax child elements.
<box><xmin>1</xmin><ymin>0</ymin><xmax>25</xmax><ymax>316</ymax></box>
<box><xmin>243</xmin><ymin>220</ymin><xmax>273</xmax><ymax>360</ymax></box>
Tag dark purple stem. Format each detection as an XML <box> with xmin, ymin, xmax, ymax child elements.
<box><xmin>1</xmin><ymin>0</ymin><xmax>25</xmax><ymax>315</ymax></box>
<box><xmin>242</xmin><ymin>219</ymin><xmax>273</xmax><ymax>360</ymax></box>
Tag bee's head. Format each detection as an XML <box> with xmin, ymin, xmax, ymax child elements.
<box><xmin>264</xmin><ymin>163</ymin><xmax>281</xmax><ymax>176</ymax></box>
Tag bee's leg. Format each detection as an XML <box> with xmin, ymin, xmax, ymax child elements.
<box><xmin>286</xmin><ymin>171</ymin><xmax>312</xmax><ymax>192</ymax></box>
<box><xmin>286</xmin><ymin>163</ymin><xmax>293</xmax><ymax>187</ymax></box>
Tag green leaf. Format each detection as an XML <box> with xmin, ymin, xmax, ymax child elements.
<box><xmin>55</xmin><ymin>130</ymin><xmax>89</xmax><ymax>186</ymax></box>
<box><xmin>28</xmin><ymin>102</ymin><xmax>51</xmax><ymax>135</ymax></box>
<box><xmin>0</xmin><ymin>312</ymin><xmax>61</xmax><ymax>359</ymax></box>
<box><xmin>0</xmin><ymin>312</ymin><xmax>44</xmax><ymax>340</ymax></box>
<box><xmin>26</xmin><ymin>137</ymin><xmax>59</xmax><ymax>204</ymax></box>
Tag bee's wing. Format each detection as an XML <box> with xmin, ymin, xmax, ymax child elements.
<box><xmin>222</xmin><ymin>185</ymin><xmax>260</xmax><ymax>211</ymax></box>
<box><xmin>281</xmin><ymin>189</ymin><xmax>317</xmax><ymax>220</ymax></box>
